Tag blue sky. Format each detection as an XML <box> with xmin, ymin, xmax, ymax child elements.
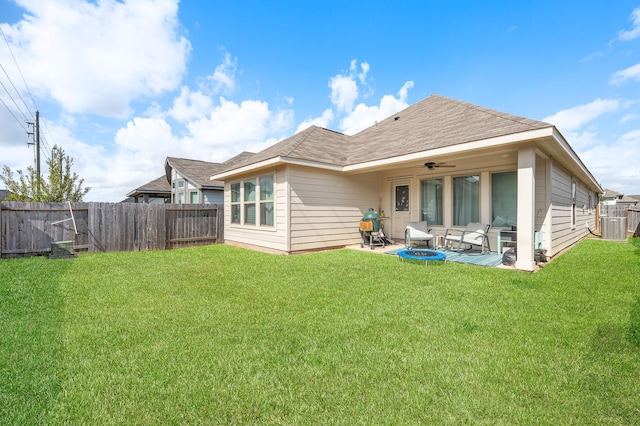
<box><xmin>1</xmin><ymin>0</ymin><xmax>640</xmax><ymax>201</ymax></box>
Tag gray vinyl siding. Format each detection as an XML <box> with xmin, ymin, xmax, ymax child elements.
<box><xmin>289</xmin><ymin>166</ymin><xmax>380</xmax><ymax>252</ymax></box>
<box><xmin>549</xmin><ymin>162</ymin><xmax>596</xmax><ymax>256</ymax></box>
<box><xmin>535</xmin><ymin>156</ymin><xmax>548</xmax><ymax>231</ymax></box>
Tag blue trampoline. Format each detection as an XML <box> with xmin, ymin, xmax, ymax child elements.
<box><xmin>397</xmin><ymin>249</ymin><xmax>446</xmax><ymax>267</ymax></box>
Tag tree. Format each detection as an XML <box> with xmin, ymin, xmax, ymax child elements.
<box><xmin>1</xmin><ymin>145</ymin><xmax>90</xmax><ymax>202</ymax></box>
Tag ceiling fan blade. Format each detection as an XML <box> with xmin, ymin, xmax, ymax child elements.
<box><xmin>424</xmin><ymin>161</ymin><xmax>456</xmax><ymax>169</ymax></box>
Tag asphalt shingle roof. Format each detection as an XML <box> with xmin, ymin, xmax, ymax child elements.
<box><xmin>225</xmin><ymin>126</ymin><xmax>350</xmax><ymax>171</ymax></box>
<box><xmin>348</xmin><ymin>94</ymin><xmax>553</xmax><ymax>164</ymax></box>
<box><xmin>139</xmin><ymin>175</ymin><xmax>170</xmax><ymax>192</ymax></box>
<box><xmin>220</xmin><ymin>94</ymin><xmax>554</xmax><ymax>173</ymax></box>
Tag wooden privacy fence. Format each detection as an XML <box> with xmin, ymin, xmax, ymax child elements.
<box><xmin>0</xmin><ymin>202</ymin><xmax>224</xmax><ymax>258</ymax></box>
<box><xmin>630</xmin><ymin>208</ymin><xmax>640</xmax><ymax>237</ymax></box>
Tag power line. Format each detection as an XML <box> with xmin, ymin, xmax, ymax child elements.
<box><xmin>0</xmin><ymin>26</ymin><xmax>53</xmax><ymax>169</ymax></box>
<box><xmin>0</xmin><ymin>93</ymin><xmax>28</xmax><ymax>132</ymax></box>
<box><xmin>39</xmin><ymin>116</ymin><xmax>55</xmax><ymax>156</ymax></box>
<box><xmin>0</xmin><ymin>26</ymin><xmax>66</xmax><ymax>174</ymax></box>
<box><xmin>0</xmin><ymin>25</ymin><xmax>38</xmax><ymax>116</ymax></box>
<box><xmin>0</xmin><ymin>74</ymin><xmax>31</xmax><ymax>122</ymax></box>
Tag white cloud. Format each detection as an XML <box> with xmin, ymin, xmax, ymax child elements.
<box><xmin>620</xmin><ymin>113</ymin><xmax>639</xmax><ymax>123</ymax></box>
<box><xmin>0</xmin><ymin>143</ymin><xmax>36</xmax><ymax>174</ymax></box>
<box><xmin>560</xmin><ymin>130</ymin><xmax>601</xmax><ymax>152</ymax></box>
<box><xmin>169</xmin><ymin>87</ymin><xmax>214</xmax><ymax>123</ymax></box>
<box><xmin>295</xmin><ymin>109</ymin><xmax>335</xmax><ymax>133</ymax></box>
<box><xmin>2</xmin><ymin>0</ymin><xmax>190</xmax><ymax>117</ymax></box>
<box><xmin>329</xmin><ymin>73</ymin><xmax>358</xmax><ymax>113</ymax></box>
<box><xmin>186</xmin><ymin>97</ymin><xmax>292</xmax><ymax>148</ymax></box>
<box><xmin>115</xmin><ymin>116</ymin><xmax>178</xmax><ymax>155</ymax></box>
<box><xmin>542</xmin><ymin>98</ymin><xmax>620</xmax><ymax>131</ymax></box>
<box><xmin>611</xmin><ymin>63</ymin><xmax>640</xmax><ymax>85</ymax></box>
<box><xmin>357</xmin><ymin>61</ymin><xmax>370</xmax><ymax>86</ymax></box>
<box><xmin>618</xmin><ymin>7</ymin><xmax>640</xmax><ymax>41</ymax></box>
<box><xmin>329</xmin><ymin>59</ymin><xmax>376</xmax><ymax>113</ymax></box>
<box><xmin>202</xmin><ymin>52</ymin><xmax>238</xmax><ymax>95</ymax></box>
<box><xmin>340</xmin><ymin>81</ymin><xmax>414</xmax><ymax>135</ymax></box>
<box><xmin>580</xmin><ymin>129</ymin><xmax>640</xmax><ymax>193</ymax></box>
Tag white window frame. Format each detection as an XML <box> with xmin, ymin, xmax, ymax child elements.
<box><xmin>229</xmin><ymin>174</ymin><xmax>275</xmax><ymax>228</ymax></box>
<box><xmin>230</xmin><ymin>182</ymin><xmax>241</xmax><ymax>224</ymax></box>
<box><xmin>190</xmin><ymin>191</ymin><xmax>199</xmax><ymax>204</ymax></box>
<box><xmin>571</xmin><ymin>181</ymin><xmax>577</xmax><ymax>229</ymax></box>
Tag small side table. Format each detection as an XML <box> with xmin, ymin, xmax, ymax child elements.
<box><xmin>498</xmin><ymin>230</ymin><xmax>517</xmax><ymax>253</ymax></box>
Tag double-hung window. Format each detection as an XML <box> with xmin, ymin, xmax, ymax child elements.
<box><xmin>259</xmin><ymin>176</ymin><xmax>274</xmax><ymax>226</ymax></box>
<box><xmin>453</xmin><ymin>175</ymin><xmax>479</xmax><ymax>226</ymax></box>
<box><xmin>571</xmin><ymin>181</ymin><xmax>577</xmax><ymax>228</ymax></box>
<box><xmin>230</xmin><ymin>183</ymin><xmax>241</xmax><ymax>223</ymax></box>
<box><xmin>244</xmin><ymin>180</ymin><xmax>256</xmax><ymax>225</ymax></box>
<box><xmin>230</xmin><ymin>175</ymin><xmax>275</xmax><ymax>227</ymax></box>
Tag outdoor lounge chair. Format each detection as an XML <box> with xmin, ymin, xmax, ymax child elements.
<box><xmin>443</xmin><ymin>222</ymin><xmax>491</xmax><ymax>253</ymax></box>
<box><xmin>404</xmin><ymin>221</ymin><xmax>434</xmax><ymax>248</ymax></box>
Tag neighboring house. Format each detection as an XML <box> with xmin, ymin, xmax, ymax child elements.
<box><xmin>617</xmin><ymin>194</ymin><xmax>639</xmax><ymax>207</ymax></box>
<box><xmin>600</xmin><ymin>188</ymin><xmax>639</xmax><ymax>207</ymax></box>
<box><xmin>0</xmin><ymin>189</ymin><xmax>10</xmax><ymax>201</ymax></box>
<box><xmin>126</xmin><ymin>176</ymin><xmax>171</xmax><ymax>203</ymax></box>
<box><xmin>165</xmin><ymin>157</ymin><xmax>226</xmax><ymax>204</ymax></box>
<box><xmin>600</xmin><ymin>188</ymin><xmax>623</xmax><ymax>205</ymax></box>
<box><xmin>211</xmin><ymin>95</ymin><xmax>602</xmax><ymax>271</ymax></box>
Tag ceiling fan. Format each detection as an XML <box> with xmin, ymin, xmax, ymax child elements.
<box><xmin>424</xmin><ymin>162</ymin><xmax>456</xmax><ymax>170</ymax></box>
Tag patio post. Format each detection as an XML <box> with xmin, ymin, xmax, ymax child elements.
<box><xmin>516</xmin><ymin>146</ymin><xmax>536</xmax><ymax>271</ymax></box>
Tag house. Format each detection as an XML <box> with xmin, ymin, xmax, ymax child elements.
<box><xmin>0</xmin><ymin>189</ymin><xmax>10</xmax><ymax>201</ymax></box>
<box><xmin>618</xmin><ymin>195</ymin><xmax>639</xmax><ymax>207</ymax></box>
<box><xmin>211</xmin><ymin>94</ymin><xmax>602</xmax><ymax>271</ymax></box>
<box><xmin>164</xmin><ymin>157</ymin><xmax>226</xmax><ymax>204</ymax></box>
<box><xmin>600</xmin><ymin>188</ymin><xmax>639</xmax><ymax>208</ymax></box>
<box><xmin>125</xmin><ymin>175</ymin><xmax>171</xmax><ymax>203</ymax></box>
<box><xmin>600</xmin><ymin>188</ymin><xmax>623</xmax><ymax>205</ymax></box>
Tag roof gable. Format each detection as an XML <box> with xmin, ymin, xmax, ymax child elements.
<box><xmin>165</xmin><ymin>157</ymin><xmax>226</xmax><ymax>188</ymax></box>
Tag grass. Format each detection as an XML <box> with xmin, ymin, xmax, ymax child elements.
<box><xmin>1</xmin><ymin>238</ymin><xmax>639</xmax><ymax>424</ymax></box>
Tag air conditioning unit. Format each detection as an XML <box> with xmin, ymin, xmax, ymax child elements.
<box><xmin>600</xmin><ymin>217</ymin><xmax>627</xmax><ymax>241</ymax></box>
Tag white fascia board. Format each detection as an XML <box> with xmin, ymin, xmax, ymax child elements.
<box><xmin>344</xmin><ymin>127</ymin><xmax>555</xmax><ymax>172</ymax></box>
<box><xmin>211</xmin><ymin>156</ymin><xmax>343</xmax><ymax>180</ymax></box>
<box><xmin>283</xmin><ymin>158</ymin><xmax>344</xmax><ymax>171</ymax></box>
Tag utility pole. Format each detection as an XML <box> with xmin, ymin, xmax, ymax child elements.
<box><xmin>26</xmin><ymin>120</ymin><xmax>34</xmax><ymax>162</ymax></box>
<box><xmin>35</xmin><ymin>110</ymin><xmax>40</xmax><ymax>183</ymax></box>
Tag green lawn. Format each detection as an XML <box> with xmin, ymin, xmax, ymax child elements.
<box><xmin>1</xmin><ymin>238</ymin><xmax>639</xmax><ymax>424</ymax></box>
